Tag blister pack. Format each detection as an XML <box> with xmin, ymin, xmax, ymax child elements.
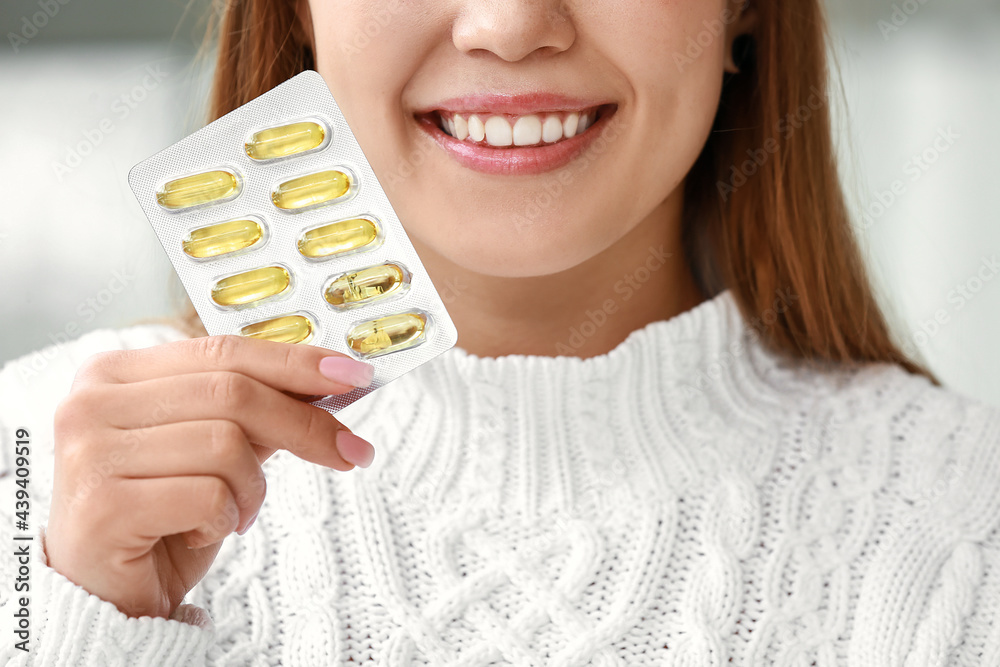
<box><xmin>128</xmin><ymin>70</ymin><xmax>458</xmax><ymax>414</ymax></box>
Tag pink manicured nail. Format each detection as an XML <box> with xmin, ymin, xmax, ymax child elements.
<box><xmin>336</xmin><ymin>431</ymin><xmax>375</xmax><ymax>469</ymax></box>
<box><xmin>319</xmin><ymin>356</ymin><xmax>374</xmax><ymax>388</ymax></box>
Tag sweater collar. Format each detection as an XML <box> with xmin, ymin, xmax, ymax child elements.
<box><xmin>442</xmin><ymin>287</ymin><xmax>746</xmax><ymax>380</ymax></box>
<box><xmin>342</xmin><ymin>287</ymin><xmax>793</xmax><ymax>514</ymax></box>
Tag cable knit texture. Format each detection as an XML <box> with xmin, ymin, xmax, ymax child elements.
<box><xmin>1</xmin><ymin>289</ymin><xmax>999</xmax><ymax>666</ymax></box>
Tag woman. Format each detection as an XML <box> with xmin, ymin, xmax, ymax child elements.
<box><xmin>3</xmin><ymin>0</ymin><xmax>999</xmax><ymax>664</ymax></box>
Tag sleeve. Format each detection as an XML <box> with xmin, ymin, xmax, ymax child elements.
<box><xmin>942</xmin><ymin>402</ymin><xmax>1000</xmax><ymax>665</ymax></box>
<box><xmin>843</xmin><ymin>377</ymin><xmax>1000</xmax><ymax>666</ymax></box>
<box><xmin>0</xmin><ymin>325</ymin><xmax>220</xmax><ymax>665</ymax></box>
<box><xmin>947</xmin><ymin>523</ymin><xmax>1000</xmax><ymax>665</ymax></box>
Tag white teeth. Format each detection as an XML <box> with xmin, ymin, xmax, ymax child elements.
<box><xmin>563</xmin><ymin>112</ymin><xmax>579</xmax><ymax>138</ymax></box>
<box><xmin>513</xmin><ymin>115</ymin><xmax>542</xmax><ymax>146</ymax></box>
<box><xmin>453</xmin><ymin>114</ymin><xmax>469</xmax><ymax>141</ymax></box>
<box><xmin>468</xmin><ymin>115</ymin><xmax>486</xmax><ymax>142</ymax></box>
<box><xmin>439</xmin><ymin>108</ymin><xmax>602</xmax><ymax>146</ymax></box>
<box><xmin>542</xmin><ymin>115</ymin><xmax>563</xmax><ymax>143</ymax></box>
<box><xmin>485</xmin><ymin>116</ymin><xmax>513</xmax><ymax>146</ymax></box>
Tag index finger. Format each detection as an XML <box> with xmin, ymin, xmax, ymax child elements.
<box><xmin>83</xmin><ymin>335</ymin><xmax>374</xmax><ymax>397</ymax></box>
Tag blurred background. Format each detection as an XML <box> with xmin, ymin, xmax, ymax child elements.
<box><xmin>1</xmin><ymin>0</ymin><xmax>998</xmax><ymax>405</ymax></box>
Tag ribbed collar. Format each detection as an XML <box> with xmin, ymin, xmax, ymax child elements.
<box><xmin>444</xmin><ymin>287</ymin><xmax>746</xmax><ymax>379</ymax></box>
<box><xmin>342</xmin><ymin>288</ymin><xmax>803</xmax><ymax>515</ymax></box>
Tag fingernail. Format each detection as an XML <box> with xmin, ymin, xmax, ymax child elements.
<box><xmin>238</xmin><ymin>512</ymin><xmax>258</xmax><ymax>536</ymax></box>
<box><xmin>336</xmin><ymin>431</ymin><xmax>375</xmax><ymax>469</ymax></box>
<box><xmin>319</xmin><ymin>356</ymin><xmax>374</xmax><ymax>388</ymax></box>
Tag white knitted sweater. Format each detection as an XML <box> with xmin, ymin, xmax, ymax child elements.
<box><xmin>1</xmin><ymin>288</ymin><xmax>999</xmax><ymax>666</ymax></box>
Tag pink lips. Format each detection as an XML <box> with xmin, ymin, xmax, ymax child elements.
<box><xmin>414</xmin><ymin>93</ymin><xmax>617</xmax><ymax>176</ymax></box>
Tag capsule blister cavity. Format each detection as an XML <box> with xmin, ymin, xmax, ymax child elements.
<box><xmin>240</xmin><ymin>313</ymin><xmax>315</xmax><ymax>344</ymax></box>
<box><xmin>346</xmin><ymin>311</ymin><xmax>427</xmax><ymax>359</ymax></box>
<box><xmin>156</xmin><ymin>169</ymin><xmax>240</xmax><ymax>210</ymax></box>
<box><xmin>271</xmin><ymin>169</ymin><xmax>352</xmax><ymax>211</ymax></box>
<box><xmin>211</xmin><ymin>265</ymin><xmax>291</xmax><ymax>308</ymax></box>
<box><xmin>298</xmin><ymin>217</ymin><xmax>380</xmax><ymax>259</ymax></box>
<box><xmin>324</xmin><ymin>263</ymin><xmax>408</xmax><ymax>309</ymax></box>
<box><xmin>182</xmin><ymin>218</ymin><xmax>265</xmax><ymax>259</ymax></box>
<box><xmin>245</xmin><ymin>121</ymin><xmax>327</xmax><ymax>161</ymax></box>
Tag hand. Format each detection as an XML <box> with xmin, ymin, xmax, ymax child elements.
<box><xmin>44</xmin><ymin>335</ymin><xmax>376</xmax><ymax>619</ymax></box>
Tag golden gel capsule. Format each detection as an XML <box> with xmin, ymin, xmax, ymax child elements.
<box><xmin>240</xmin><ymin>314</ymin><xmax>314</xmax><ymax>344</ymax></box>
<box><xmin>182</xmin><ymin>219</ymin><xmax>263</xmax><ymax>259</ymax></box>
<box><xmin>298</xmin><ymin>218</ymin><xmax>379</xmax><ymax>259</ymax></box>
<box><xmin>271</xmin><ymin>170</ymin><xmax>351</xmax><ymax>211</ymax></box>
<box><xmin>245</xmin><ymin>121</ymin><xmax>327</xmax><ymax>161</ymax></box>
<box><xmin>347</xmin><ymin>312</ymin><xmax>427</xmax><ymax>358</ymax></box>
<box><xmin>211</xmin><ymin>266</ymin><xmax>291</xmax><ymax>307</ymax></box>
<box><xmin>325</xmin><ymin>263</ymin><xmax>406</xmax><ymax>308</ymax></box>
<box><xmin>156</xmin><ymin>169</ymin><xmax>239</xmax><ymax>210</ymax></box>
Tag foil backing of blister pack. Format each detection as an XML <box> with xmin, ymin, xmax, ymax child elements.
<box><xmin>128</xmin><ymin>70</ymin><xmax>459</xmax><ymax>414</ymax></box>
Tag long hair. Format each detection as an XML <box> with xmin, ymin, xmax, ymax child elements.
<box><xmin>166</xmin><ymin>0</ymin><xmax>938</xmax><ymax>384</ymax></box>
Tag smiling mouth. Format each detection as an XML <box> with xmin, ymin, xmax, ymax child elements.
<box><xmin>416</xmin><ymin>104</ymin><xmax>617</xmax><ymax>148</ymax></box>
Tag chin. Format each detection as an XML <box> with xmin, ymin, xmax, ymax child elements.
<box><xmin>428</xmin><ymin>227</ymin><xmax>602</xmax><ymax>278</ymax></box>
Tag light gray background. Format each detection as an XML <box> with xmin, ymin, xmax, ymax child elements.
<box><xmin>1</xmin><ymin>0</ymin><xmax>998</xmax><ymax>405</ymax></box>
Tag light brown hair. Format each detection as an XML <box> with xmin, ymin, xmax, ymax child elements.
<box><xmin>165</xmin><ymin>0</ymin><xmax>938</xmax><ymax>384</ymax></box>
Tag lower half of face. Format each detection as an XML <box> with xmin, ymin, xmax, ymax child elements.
<box><xmin>309</xmin><ymin>0</ymin><xmax>729</xmax><ymax>278</ymax></box>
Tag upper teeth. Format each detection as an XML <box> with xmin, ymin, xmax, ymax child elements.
<box><xmin>438</xmin><ymin>110</ymin><xmax>597</xmax><ymax>146</ymax></box>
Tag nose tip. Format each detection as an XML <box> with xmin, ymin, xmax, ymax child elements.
<box><xmin>452</xmin><ymin>0</ymin><xmax>576</xmax><ymax>63</ymax></box>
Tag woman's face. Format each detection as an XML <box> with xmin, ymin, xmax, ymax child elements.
<box><xmin>304</xmin><ymin>0</ymin><xmax>746</xmax><ymax>278</ymax></box>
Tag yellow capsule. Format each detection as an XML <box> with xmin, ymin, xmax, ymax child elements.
<box><xmin>211</xmin><ymin>266</ymin><xmax>291</xmax><ymax>307</ymax></box>
<box><xmin>298</xmin><ymin>218</ymin><xmax>379</xmax><ymax>259</ymax></box>
<box><xmin>245</xmin><ymin>121</ymin><xmax>327</xmax><ymax>161</ymax></box>
<box><xmin>240</xmin><ymin>314</ymin><xmax>314</xmax><ymax>344</ymax></box>
<box><xmin>346</xmin><ymin>312</ymin><xmax>427</xmax><ymax>358</ymax></box>
<box><xmin>156</xmin><ymin>169</ymin><xmax>239</xmax><ymax>210</ymax></box>
<box><xmin>271</xmin><ymin>170</ymin><xmax>351</xmax><ymax>211</ymax></box>
<box><xmin>325</xmin><ymin>263</ymin><xmax>406</xmax><ymax>308</ymax></box>
<box><xmin>182</xmin><ymin>219</ymin><xmax>264</xmax><ymax>259</ymax></box>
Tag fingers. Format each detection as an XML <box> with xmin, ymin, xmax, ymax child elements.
<box><xmin>113</xmin><ymin>476</ymin><xmax>241</xmax><ymax>550</ymax></box>
<box><xmin>111</xmin><ymin>420</ymin><xmax>266</xmax><ymax>533</ymax></box>
<box><xmin>84</xmin><ymin>373</ymin><xmax>367</xmax><ymax>470</ymax></box>
<box><xmin>78</xmin><ymin>335</ymin><xmax>375</xmax><ymax>397</ymax></box>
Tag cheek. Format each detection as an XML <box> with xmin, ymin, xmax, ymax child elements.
<box><xmin>310</xmin><ymin>2</ymin><xmax>434</xmax><ymax>118</ymax></box>
<box><xmin>309</xmin><ymin>2</ymin><xmax>441</xmax><ymax>201</ymax></box>
<box><xmin>608</xmin><ymin>2</ymin><xmax>729</xmax><ymax>193</ymax></box>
